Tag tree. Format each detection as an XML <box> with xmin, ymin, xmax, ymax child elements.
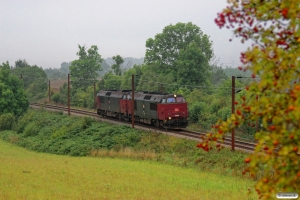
<box><xmin>11</xmin><ymin>60</ymin><xmax>48</xmax><ymax>101</ymax></box>
<box><xmin>197</xmin><ymin>1</ymin><xmax>300</xmax><ymax>199</ymax></box>
<box><xmin>145</xmin><ymin>22</ymin><xmax>213</xmax><ymax>79</ymax></box>
<box><xmin>175</xmin><ymin>42</ymin><xmax>211</xmax><ymax>86</ymax></box>
<box><xmin>59</xmin><ymin>82</ymin><xmax>68</xmax><ymax>105</ymax></box>
<box><xmin>15</xmin><ymin>59</ymin><xmax>29</xmax><ymax>68</ymax></box>
<box><xmin>98</xmin><ymin>72</ymin><xmax>122</xmax><ymax>90</ymax></box>
<box><xmin>69</xmin><ymin>45</ymin><xmax>103</xmax><ymax>91</ymax></box>
<box><xmin>0</xmin><ymin>62</ymin><xmax>29</xmax><ymax>116</ymax></box>
<box><xmin>211</xmin><ymin>66</ymin><xmax>228</xmax><ymax>85</ymax></box>
<box><xmin>51</xmin><ymin>93</ymin><xmax>60</xmax><ymax>105</ymax></box>
<box><xmin>111</xmin><ymin>55</ymin><xmax>124</xmax><ymax>76</ymax></box>
<box><xmin>120</xmin><ymin>64</ymin><xmax>143</xmax><ymax>90</ymax></box>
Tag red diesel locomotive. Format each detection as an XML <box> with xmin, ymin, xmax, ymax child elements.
<box><xmin>96</xmin><ymin>90</ymin><xmax>188</xmax><ymax>129</ymax></box>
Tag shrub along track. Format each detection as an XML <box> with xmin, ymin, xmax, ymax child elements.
<box><xmin>30</xmin><ymin>102</ymin><xmax>256</xmax><ymax>152</ymax></box>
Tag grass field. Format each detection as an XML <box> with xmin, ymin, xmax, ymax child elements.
<box><xmin>0</xmin><ymin>139</ymin><xmax>257</xmax><ymax>200</ymax></box>
<box><xmin>50</xmin><ymin>79</ymin><xmax>67</xmax><ymax>93</ymax></box>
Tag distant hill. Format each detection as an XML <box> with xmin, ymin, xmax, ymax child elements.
<box><xmin>222</xmin><ymin>67</ymin><xmax>252</xmax><ymax>78</ymax></box>
<box><xmin>105</xmin><ymin>57</ymin><xmax>144</xmax><ymax>68</ymax></box>
<box><xmin>44</xmin><ymin>58</ymin><xmax>144</xmax><ymax>79</ymax></box>
<box><xmin>44</xmin><ymin>62</ymin><xmax>70</xmax><ymax>80</ymax></box>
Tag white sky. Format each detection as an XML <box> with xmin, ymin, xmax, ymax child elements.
<box><xmin>0</xmin><ymin>0</ymin><xmax>250</xmax><ymax>69</ymax></box>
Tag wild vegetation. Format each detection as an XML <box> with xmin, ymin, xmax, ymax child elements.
<box><xmin>0</xmin><ymin>62</ymin><xmax>29</xmax><ymax>116</ymax></box>
<box><xmin>1</xmin><ymin>0</ymin><xmax>298</xmax><ymax>197</ymax></box>
<box><xmin>199</xmin><ymin>0</ymin><xmax>300</xmax><ymax>199</ymax></box>
<box><xmin>0</xmin><ymin>108</ymin><xmax>251</xmax><ymax>178</ymax></box>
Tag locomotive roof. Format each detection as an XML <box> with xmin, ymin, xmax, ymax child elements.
<box><xmin>97</xmin><ymin>90</ymin><xmax>184</xmax><ymax>102</ymax></box>
<box><xmin>97</xmin><ymin>90</ymin><xmax>131</xmax><ymax>98</ymax></box>
<box><xmin>134</xmin><ymin>92</ymin><xmax>184</xmax><ymax>102</ymax></box>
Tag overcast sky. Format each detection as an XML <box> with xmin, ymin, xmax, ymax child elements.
<box><xmin>0</xmin><ymin>0</ymin><xmax>250</xmax><ymax>69</ymax></box>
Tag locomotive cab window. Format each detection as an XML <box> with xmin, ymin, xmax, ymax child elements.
<box><xmin>167</xmin><ymin>97</ymin><xmax>176</xmax><ymax>103</ymax></box>
<box><xmin>176</xmin><ymin>97</ymin><xmax>185</xmax><ymax>102</ymax></box>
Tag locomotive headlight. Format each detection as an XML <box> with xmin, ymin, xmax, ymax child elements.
<box><xmin>174</xmin><ymin>94</ymin><xmax>177</xmax><ymax>97</ymax></box>
<box><xmin>168</xmin><ymin>117</ymin><xmax>171</xmax><ymax>120</ymax></box>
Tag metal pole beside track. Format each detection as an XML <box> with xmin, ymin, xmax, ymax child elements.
<box><xmin>68</xmin><ymin>74</ymin><xmax>70</xmax><ymax>115</ymax></box>
<box><xmin>94</xmin><ymin>81</ymin><xmax>96</xmax><ymax>110</ymax></box>
<box><xmin>48</xmin><ymin>80</ymin><xmax>51</xmax><ymax>103</ymax></box>
<box><xmin>231</xmin><ymin>76</ymin><xmax>235</xmax><ymax>151</ymax></box>
<box><xmin>132</xmin><ymin>74</ymin><xmax>134</xmax><ymax>128</ymax></box>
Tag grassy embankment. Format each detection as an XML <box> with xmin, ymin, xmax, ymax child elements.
<box><xmin>0</xmin><ymin>140</ymin><xmax>257</xmax><ymax>200</ymax></box>
<box><xmin>0</xmin><ymin>108</ymin><xmax>258</xmax><ymax>199</ymax></box>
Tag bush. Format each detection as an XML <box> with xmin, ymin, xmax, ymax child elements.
<box><xmin>51</xmin><ymin>93</ymin><xmax>60</xmax><ymax>104</ymax></box>
<box><xmin>80</xmin><ymin>117</ymin><xmax>95</xmax><ymax>129</ymax></box>
<box><xmin>0</xmin><ymin>113</ymin><xmax>15</xmax><ymax>131</ymax></box>
<box><xmin>23</xmin><ymin>122</ymin><xmax>40</xmax><ymax>137</ymax></box>
<box><xmin>13</xmin><ymin>110</ymin><xmax>35</xmax><ymax>133</ymax></box>
<box><xmin>188</xmin><ymin>102</ymin><xmax>206</xmax><ymax>123</ymax></box>
<box><xmin>217</xmin><ymin>107</ymin><xmax>231</xmax><ymax>121</ymax></box>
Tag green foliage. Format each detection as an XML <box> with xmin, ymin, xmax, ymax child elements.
<box><xmin>80</xmin><ymin>117</ymin><xmax>95</xmax><ymax>129</ymax></box>
<box><xmin>217</xmin><ymin>107</ymin><xmax>231</xmax><ymax>121</ymax></box>
<box><xmin>68</xmin><ymin>45</ymin><xmax>100</xmax><ymax>108</ymax></box>
<box><xmin>0</xmin><ymin>109</ymin><xmax>254</xmax><ymax>180</ymax></box>
<box><xmin>15</xmin><ymin>59</ymin><xmax>29</xmax><ymax>68</ymax></box>
<box><xmin>99</xmin><ymin>71</ymin><xmax>122</xmax><ymax>90</ymax></box>
<box><xmin>188</xmin><ymin>102</ymin><xmax>206</xmax><ymax>123</ymax></box>
<box><xmin>145</xmin><ymin>22</ymin><xmax>213</xmax><ymax>77</ymax></box>
<box><xmin>135</xmin><ymin>64</ymin><xmax>174</xmax><ymax>92</ymax></box>
<box><xmin>23</xmin><ymin>122</ymin><xmax>40</xmax><ymax>137</ymax></box>
<box><xmin>111</xmin><ymin>55</ymin><xmax>124</xmax><ymax>76</ymax></box>
<box><xmin>0</xmin><ymin>62</ymin><xmax>29</xmax><ymax>116</ymax></box>
<box><xmin>144</xmin><ymin>22</ymin><xmax>214</xmax><ymax>90</ymax></box>
<box><xmin>2</xmin><ymin>109</ymin><xmax>144</xmax><ymax>156</ymax></box>
<box><xmin>97</xmin><ymin>60</ymin><xmax>111</xmax><ymax>76</ymax></box>
<box><xmin>10</xmin><ymin>59</ymin><xmax>48</xmax><ymax>101</ymax></box>
<box><xmin>44</xmin><ymin>62</ymin><xmax>70</xmax><ymax>80</ymax></box>
<box><xmin>51</xmin><ymin>93</ymin><xmax>60</xmax><ymax>104</ymax></box>
<box><xmin>211</xmin><ymin>66</ymin><xmax>229</xmax><ymax>85</ymax></box>
<box><xmin>71</xmin><ymin>85</ymin><xmax>97</xmax><ymax>109</ymax></box>
<box><xmin>222</xmin><ymin>67</ymin><xmax>252</xmax><ymax>79</ymax></box>
<box><xmin>69</xmin><ymin>45</ymin><xmax>103</xmax><ymax>91</ymax></box>
<box><xmin>59</xmin><ymin>82</ymin><xmax>68</xmax><ymax>104</ymax></box>
<box><xmin>0</xmin><ymin>113</ymin><xmax>15</xmax><ymax>131</ymax></box>
<box><xmin>51</xmin><ymin>126</ymin><xmax>68</xmax><ymax>138</ymax></box>
<box><xmin>175</xmin><ymin>42</ymin><xmax>211</xmax><ymax>86</ymax></box>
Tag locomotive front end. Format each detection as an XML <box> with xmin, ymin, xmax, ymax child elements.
<box><xmin>157</xmin><ymin>94</ymin><xmax>188</xmax><ymax>129</ymax></box>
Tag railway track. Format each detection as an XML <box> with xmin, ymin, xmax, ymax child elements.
<box><xmin>30</xmin><ymin>102</ymin><xmax>256</xmax><ymax>152</ymax></box>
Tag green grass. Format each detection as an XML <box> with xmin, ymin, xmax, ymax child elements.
<box><xmin>0</xmin><ymin>139</ymin><xmax>257</xmax><ymax>200</ymax></box>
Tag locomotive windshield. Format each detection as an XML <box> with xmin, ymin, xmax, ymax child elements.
<box><xmin>166</xmin><ymin>97</ymin><xmax>185</xmax><ymax>103</ymax></box>
<box><xmin>176</xmin><ymin>97</ymin><xmax>185</xmax><ymax>102</ymax></box>
<box><xmin>167</xmin><ymin>98</ymin><xmax>176</xmax><ymax>103</ymax></box>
